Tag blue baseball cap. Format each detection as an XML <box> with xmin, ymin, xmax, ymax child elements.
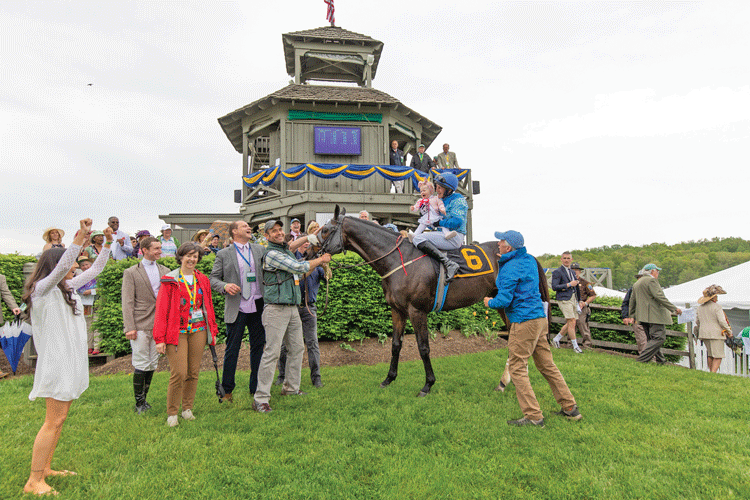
<box><xmin>494</xmin><ymin>230</ymin><xmax>524</xmax><ymax>249</ymax></box>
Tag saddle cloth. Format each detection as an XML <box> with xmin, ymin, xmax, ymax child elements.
<box><xmin>427</xmin><ymin>244</ymin><xmax>495</xmax><ymax>280</ymax></box>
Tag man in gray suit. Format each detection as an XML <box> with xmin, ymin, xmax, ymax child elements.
<box><xmin>210</xmin><ymin>220</ymin><xmax>266</xmax><ymax>401</ymax></box>
<box><xmin>121</xmin><ymin>237</ymin><xmax>169</xmax><ymax>413</ymax></box>
<box><xmin>629</xmin><ymin>263</ymin><xmax>682</xmax><ymax>364</ymax></box>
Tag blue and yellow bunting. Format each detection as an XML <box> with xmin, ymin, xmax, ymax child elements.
<box><xmin>242</xmin><ymin>163</ymin><xmax>469</xmax><ymax>190</ymax></box>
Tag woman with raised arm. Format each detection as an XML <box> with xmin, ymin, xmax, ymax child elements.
<box><xmin>22</xmin><ymin>219</ymin><xmax>113</xmax><ymax>496</ymax></box>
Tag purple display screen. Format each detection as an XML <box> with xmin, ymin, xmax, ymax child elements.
<box><xmin>314</xmin><ymin>126</ymin><xmax>362</xmax><ymax>155</ymax></box>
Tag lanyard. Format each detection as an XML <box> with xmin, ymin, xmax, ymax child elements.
<box><xmin>234</xmin><ymin>243</ymin><xmax>253</xmax><ymax>270</ymax></box>
<box><xmin>178</xmin><ymin>273</ymin><xmax>197</xmax><ymax>306</ymax></box>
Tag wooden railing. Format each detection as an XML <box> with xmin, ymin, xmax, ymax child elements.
<box><xmin>549</xmin><ymin>302</ymin><xmax>694</xmax><ymax>362</ymax></box>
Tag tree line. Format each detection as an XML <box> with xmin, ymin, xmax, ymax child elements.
<box><xmin>537</xmin><ymin>237</ymin><xmax>750</xmax><ymax>291</ymax></box>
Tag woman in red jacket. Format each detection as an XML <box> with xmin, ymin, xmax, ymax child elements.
<box><xmin>154</xmin><ymin>242</ymin><xmax>219</xmax><ymax>427</ymax></box>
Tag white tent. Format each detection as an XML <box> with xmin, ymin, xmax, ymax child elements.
<box><xmin>593</xmin><ymin>286</ymin><xmax>626</xmax><ymax>299</ymax></box>
<box><xmin>663</xmin><ymin>260</ymin><xmax>750</xmax><ymax>333</ymax></box>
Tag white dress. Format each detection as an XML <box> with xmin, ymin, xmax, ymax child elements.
<box><xmin>29</xmin><ymin>244</ymin><xmax>110</xmax><ymax>401</ymax></box>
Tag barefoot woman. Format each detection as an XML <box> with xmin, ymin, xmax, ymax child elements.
<box><xmin>22</xmin><ymin>219</ymin><xmax>113</xmax><ymax>495</ymax></box>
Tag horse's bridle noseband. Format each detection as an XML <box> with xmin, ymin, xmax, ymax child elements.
<box><xmin>315</xmin><ymin>215</ymin><xmax>345</xmax><ymax>257</ymax></box>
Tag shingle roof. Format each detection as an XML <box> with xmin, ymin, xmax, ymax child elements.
<box><xmin>218</xmin><ymin>84</ymin><xmax>441</xmax><ymax>154</ymax></box>
<box><xmin>282</xmin><ymin>26</ymin><xmax>384</xmax><ymax>81</ymax></box>
<box><xmin>283</xmin><ymin>26</ymin><xmax>381</xmax><ymax>44</ymax></box>
<box><xmin>269</xmin><ymin>84</ymin><xmax>398</xmax><ymax>104</ymax></box>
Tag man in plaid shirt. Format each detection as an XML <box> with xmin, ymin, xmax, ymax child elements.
<box><xmin>252</xmin><ymin>220</ymin><xmax>331</xmax><ymax>413</ymax></box>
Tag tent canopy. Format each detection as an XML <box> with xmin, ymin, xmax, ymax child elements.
<box><xmin>663</xmin><ymin>260</ymin><xmax>750</xmax><ymax>310</ymax></box>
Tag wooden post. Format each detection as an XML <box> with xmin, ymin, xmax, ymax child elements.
<box><xmin>686</xmin><ymin>302</ymin><xmax>696</xmax><ymax>369</ymax></box>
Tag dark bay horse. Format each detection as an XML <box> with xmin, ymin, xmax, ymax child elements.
<box><xmin>314</xmin><ymin>206</ymin><xmax>551</xmax><ymax>397</ymax></box>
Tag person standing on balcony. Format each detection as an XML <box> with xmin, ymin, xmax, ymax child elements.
<box><xmin>410</xmin><ymin>144</ymin><xmax>435</xmax><ymax>174</ymax></box>
<box><xmin>435</xmin><ymin>143</ymin><xmax>459</xmax><ymax>170</ymax></box>
<box><xmin>389</xmin><ymin>139</ymin><xmax>405</xmax><ymax>194</ymax></box>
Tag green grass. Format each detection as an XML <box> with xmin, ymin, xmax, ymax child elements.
<box><xmin>1</xmin><ymin>350</ymin><xmax>749</xmax><ymax>499</ymax></box>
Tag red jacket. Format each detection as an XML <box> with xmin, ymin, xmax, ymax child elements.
<box><xmin>153</xmin><ymin>270</ymin><xmax>218</xmax><ymax>346</ymax></box>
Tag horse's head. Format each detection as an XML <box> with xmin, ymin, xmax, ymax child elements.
<box><xmin>312</xmin><ymin>205</ymin><xmax>347</xmax><ymax>257</ymax></box>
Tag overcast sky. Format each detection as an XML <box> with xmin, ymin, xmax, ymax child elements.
<box><xmin>2</xmin><ymin>1</ymin><xmax>748</xmax><ymax>257</ymax></box>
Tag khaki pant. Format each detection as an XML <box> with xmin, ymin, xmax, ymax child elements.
<box><xmin>576</xmin><ymin>305</ymin><xmax>593</xmax><ymax>347</ymax></box>
<box><xmin>254</xmin><ymin>304</ymin><xmax>304</xmax><ymax>405</ymax></box>
<box><xmin>508</xmin><ymin>317</ymin><xmax>577</xmax><ymax>421</ymax></box>
<box><xmin>165</xmin><ymin>332</ymin><xmax>207</xmax><ymax>415</ymax></box>
<box><xmin>633</xmin><ymin>322</ymin><xmax>647</xmax><ymax>354</ymax></box>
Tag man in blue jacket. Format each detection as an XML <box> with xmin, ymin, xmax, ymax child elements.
<box><xmin>484</xmin><ymin>230</ymin><xmax>582</xmax><ymax>427</ymax></box>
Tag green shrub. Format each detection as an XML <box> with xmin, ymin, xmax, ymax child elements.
<box><xmin>316</xmin><ymin>253</ymin><xmax>505</xmax><ymax>341</ymax></box>
<box><xmin>549</xmin><ymin>292</ymin><xmax>685</xmax><ymax>361</ymax></box>
<box><xmin>93</xmin><ymin>254</ymin><xmax>226</xmax><ymax>356</ymax></box>
<box><xmin>0</xmin><ymin>254</ymin><xmax>37</xmax><ymax>323</ymax></box>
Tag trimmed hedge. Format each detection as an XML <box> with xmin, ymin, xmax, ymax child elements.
<box><xmin>2</xmin><ymin>252</ymin><xmax>684</xmax><ymax>361</ymax></box>
<box><xmin>93</xmin><ymin>255</ymin><xmax>225</xmax><ymax>356</ymax></box>
<box><xmin>0</xmin><ymin>254</ymin><xmax>37</xmax><ymax>324</ymax></box>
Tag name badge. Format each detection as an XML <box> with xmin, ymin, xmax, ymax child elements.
<box><xmin>294</xmin><ymin>274</ymin><xmax>300</xmax><ymax>286</ymax></box>
<box><xmin>191</xmin><ymin>309</ymin><xmax>204</xmax><ymax>322</ymax></box>
<box><xmin>247</xmin><ymin>271</ymin><xmax>256</xmax><ymax>283</ymax></box>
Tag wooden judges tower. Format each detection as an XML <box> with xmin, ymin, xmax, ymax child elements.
<box><xmin>161</xmin><ymin>26</ymin><xmax>475</xmax><ymax>240</ymax></box>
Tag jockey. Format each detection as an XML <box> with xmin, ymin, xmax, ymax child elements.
<box><xmin>412</xmin><ymin>172</ymin><xmax>467</xmax><ymax>281</ymax></box>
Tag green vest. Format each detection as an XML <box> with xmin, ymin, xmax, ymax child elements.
<box><xmin>262</xmin><ymin>242</ymin><xmax>301</xmax><ymax>305</ymax></box>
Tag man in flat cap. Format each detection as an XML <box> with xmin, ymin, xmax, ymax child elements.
<box><xmin>629</xmin><ymin>263</ymin><xmax>682</xmax><ymax>364</ymax></box>
<box><xmin>252</xmin><ymin>221</ymin><xmax>331</xmax><ymax>413</ymax></box>
<box><xmin>410</xmin><ymin>144</ymin><xmax>435</xmax><ymax>174</ymax></box>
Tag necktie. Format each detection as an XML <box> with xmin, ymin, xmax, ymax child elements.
<box><xmin>241</xmin><ymin>246</ymin><xmax>252</xmax><ymax>300</ymax></box>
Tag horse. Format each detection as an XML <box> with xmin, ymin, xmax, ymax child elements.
<box><xmin>313</xmin><ymin>206</ymin><xmax>550</xmax><ymax>397</ymax></box>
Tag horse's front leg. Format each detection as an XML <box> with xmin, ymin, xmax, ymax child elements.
<box><xmin>380</xmin><ymin>308</ymin><xmax>406</xmax><ymax>388</ymax></box>
<box><xmin>409</xmin><ymin>306</ymin><xmax>435</xmax><ymax>397</ymax></box>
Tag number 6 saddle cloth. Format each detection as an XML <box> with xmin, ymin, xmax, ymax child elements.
<box><xmin>445</xmin><ymin>244</ymin><xmax>495</xmax><ymax>279</ymax></box>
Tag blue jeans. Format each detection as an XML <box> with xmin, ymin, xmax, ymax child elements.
<box><xmin>222</xmin><ymin>302</ymin><xmax>265</xmax><ymax>394</ymax></box>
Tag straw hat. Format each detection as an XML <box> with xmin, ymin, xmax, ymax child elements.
<box><xmin>192</xmin><ymin>229</ymin><xmax>209</xmax><ymax>242</ymax></box>
<box><xmin>42</xmin><ymin>227</ymin><xmax>65</xmax><ymax>242</ymax></box>
<box><xmin>307</xmin><ymin>221</ymin><xmax>320</xmax><ymax>234</ymax></box>
<box><xmin>698</xmin><ymin>284</ymin><xmax>727</xmax><ymax>304</ymax></box>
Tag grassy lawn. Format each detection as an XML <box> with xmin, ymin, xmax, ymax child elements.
<box><xmin>1</xmin><ymin>349</ymin><xmax>749</xmax><ymax>499</ymax></box>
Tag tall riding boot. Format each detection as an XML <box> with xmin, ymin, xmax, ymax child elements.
<box><xmin>133</xmin><ymin>370</ymin><xmax>147</xmax><ymax>414</ymax></box>
<box><xmin>417</xmin><ymin>240</ymin><xmax>460</xmax><ymax>282</ymax></box>
<box><xmin>142</xmin><ymin>370</ymin><xmax>155</xmax><ymax>410</ymax></box>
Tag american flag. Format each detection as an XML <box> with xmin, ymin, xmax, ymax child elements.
<box><xmin>324</xmin><ymin>0</ymin><xmax>335</xmax><ymax>26</ymax></box>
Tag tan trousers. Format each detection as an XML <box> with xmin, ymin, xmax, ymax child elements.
<box><xmin>165</xmin><ymin>332</ymin><xmax>207</xmax><ymax>416</ymax></box>
<box><xmin>633</xmin><ymin>322</ymin><xmax>647</xmax><ymax>354</ymax></box>
<box><xmin>508</xmin><ymin>317</ymin><xmax>577</xmax><ymax>421</ymax></box>
<box><xmin>576</xmin><ymin>305</ymin><xmax>593</xmax><ymax>347</ymax></box>
<box><xmin>254</xmin><ymin>304</ymin><xmax>304</xmax><ymax>405</ymax></box>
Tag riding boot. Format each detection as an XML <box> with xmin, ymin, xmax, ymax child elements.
<box><xmin>133</xmin><ymin>370</ymin><xmax>147</xmax><ymax>414</ymax></box>
<box><xmin>417</xmin><ymin>240</ymin><xmax>460</xmax><ymax>282</ymax></box>
<box><xmin>142</xmin><ymin>370</ymin><xmax>154</xmax><ymax>410</ymax></box>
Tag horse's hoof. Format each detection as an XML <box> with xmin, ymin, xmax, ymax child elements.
<box><xmin>417</xmin><ymin>391</ymin><xmax>429</xmax><ymax>397</ymax></box>
<box><xmin>380</xmin><ymin>381</ymin><xmax>389</xmax><ymax>388</ymax></box>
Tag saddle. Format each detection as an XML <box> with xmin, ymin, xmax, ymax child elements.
<box><xmin>427</xmin><ymin>244</ymin><xmax>495</xmax><ymax>280</ymax></box>
<box><xmin>430</xmin><ymin>244</ymin><xmax>496</xmax><ymax>312</ymax></box>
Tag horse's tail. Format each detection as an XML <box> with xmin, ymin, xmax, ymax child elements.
<box><xmin>535</xmin><ymin>258</ymin><xmax>552</xmax><ymax>329</ymax></box>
